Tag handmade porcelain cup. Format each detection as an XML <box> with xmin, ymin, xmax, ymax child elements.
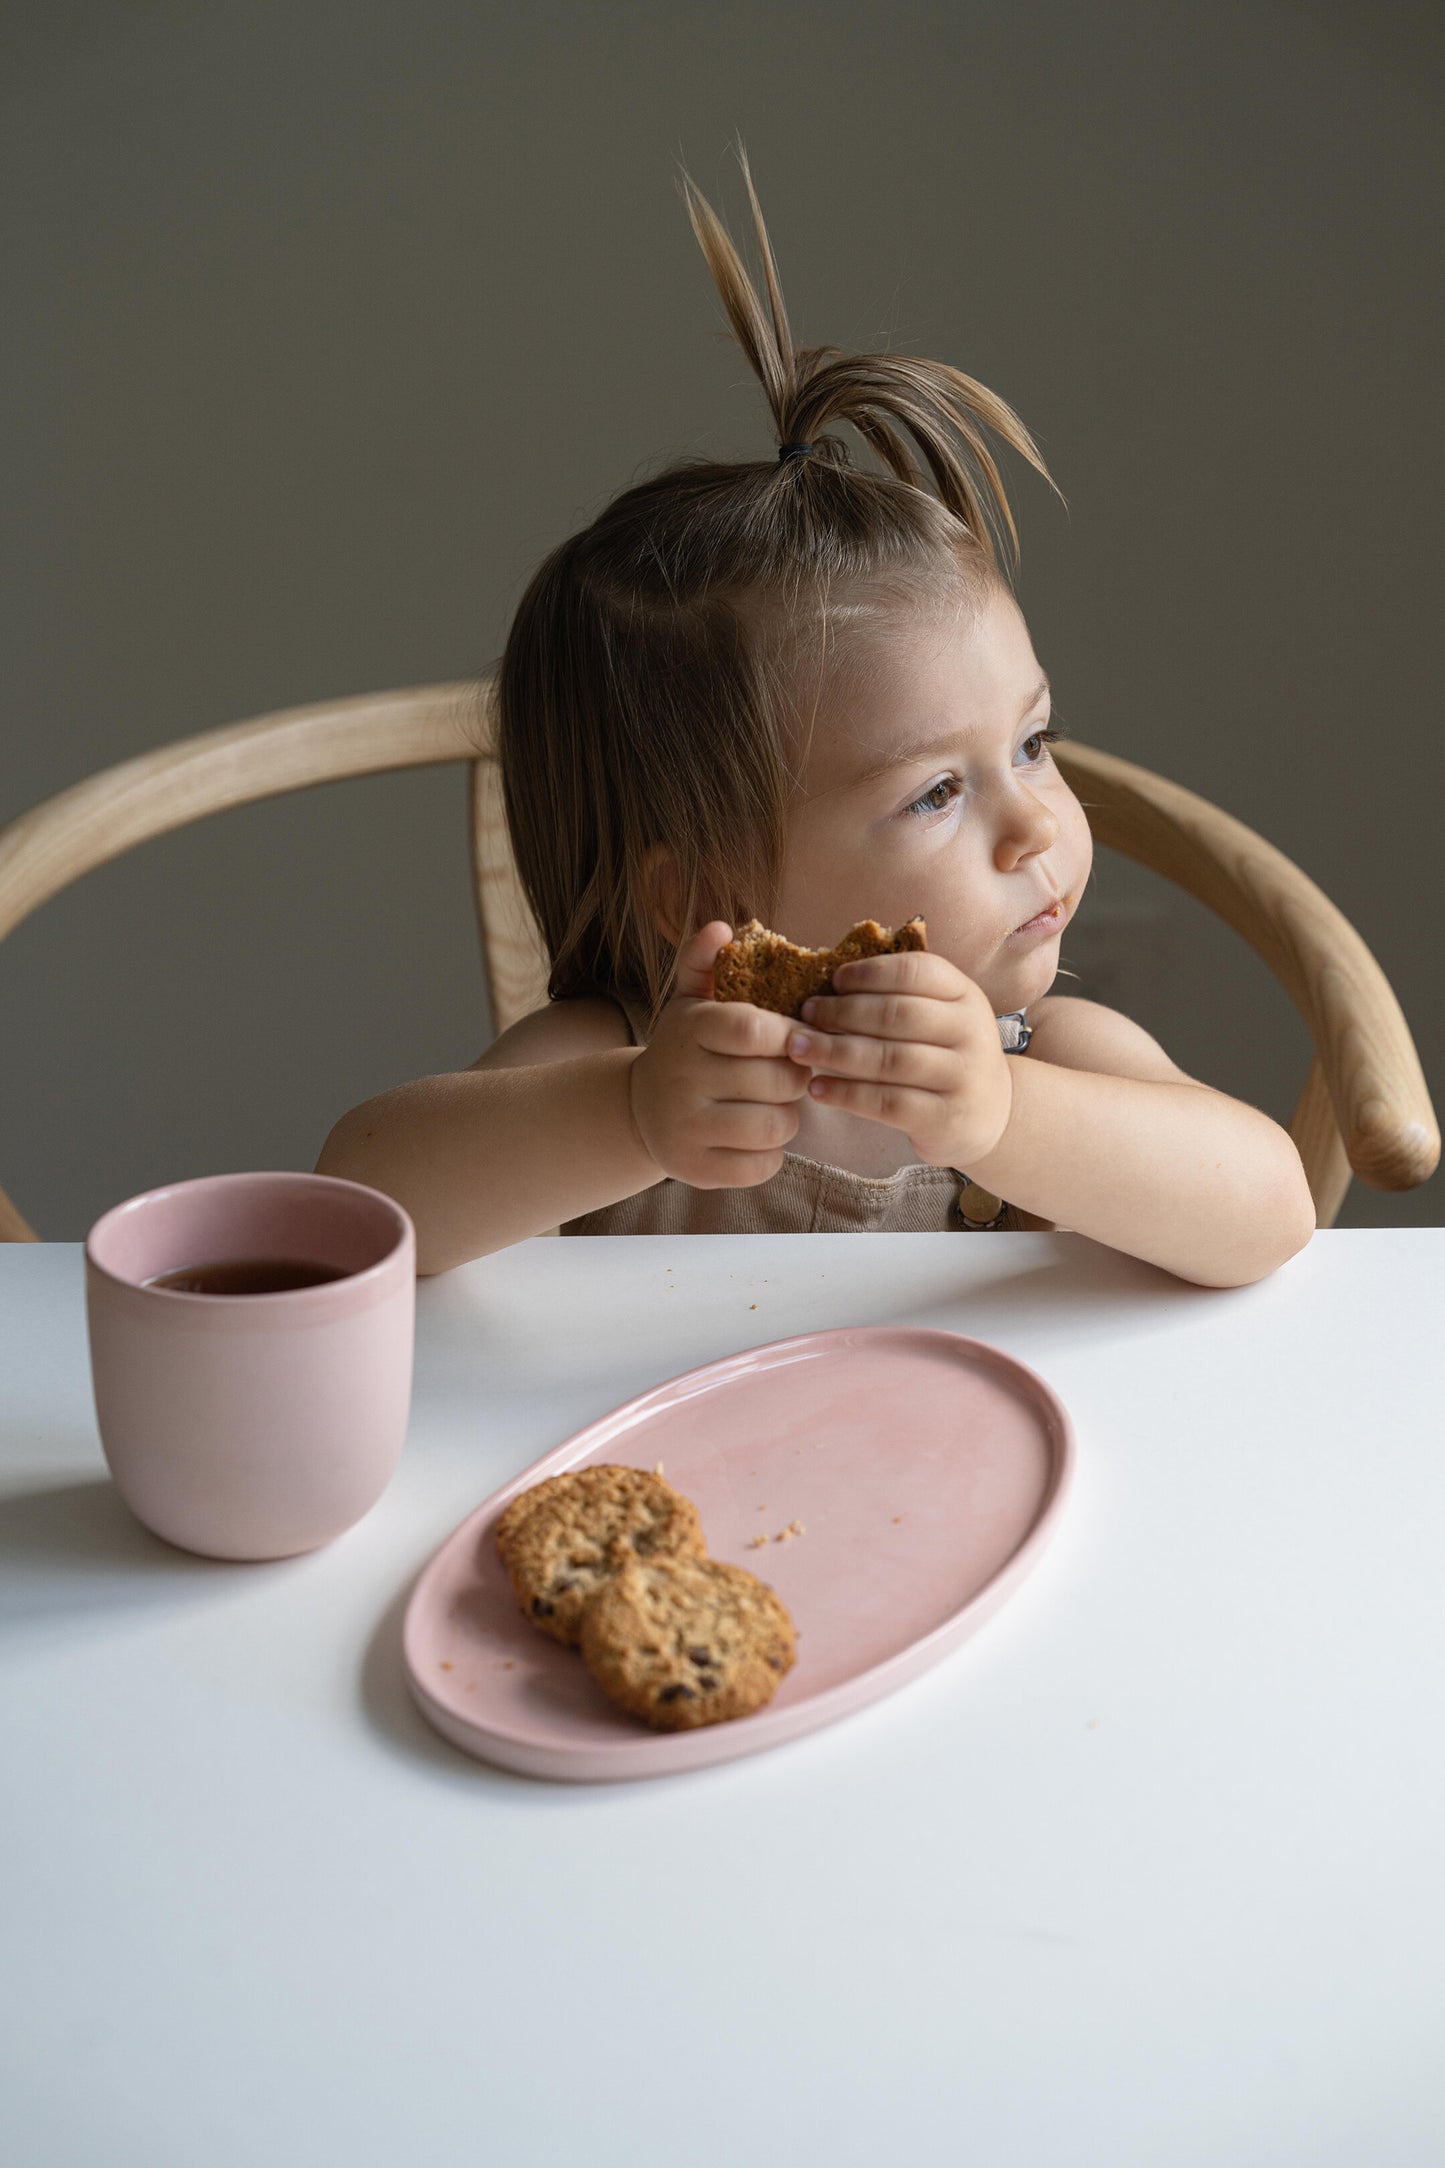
<box><xmin>85</xmin><ymin>1171</ymin><xmax>416</xmax><ymax>1561</ymax></box>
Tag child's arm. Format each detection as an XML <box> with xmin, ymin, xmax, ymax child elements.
<box><xmin>315</xmin><ymin>925</ymin><xmax>809</xmax><ymax>1273</ymax></box>
<box><xmin>791</xmin><ymin>959</ymin><xmax>1317</xmax><ymax>1288</ymax></box>
<box><xmin>315</xmin><ymin>1024</ymin><xmax>656</xmax><ymax>1274</ymax></box>
<box><xmin>964</xmin><ymin>1019</ymin><xmax>1316</xmax><ymax>1286</ymax></box>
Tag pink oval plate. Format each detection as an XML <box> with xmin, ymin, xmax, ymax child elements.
<box><xmin>403</xmin><ymin>1325</ymin><xmax>1075</xmax><ymax>1781</ymax></box>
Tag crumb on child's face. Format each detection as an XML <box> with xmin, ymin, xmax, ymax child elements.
<box><xmin>772</xmin><ymin>582</ymin><xmax>1093</xmax><ymax>1015</ymax></box>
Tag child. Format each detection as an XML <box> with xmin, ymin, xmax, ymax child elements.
<box><xmin>317</xmin><ymin>152</ymin><xmax>1316</xmax><ymax>1288</ymax></box>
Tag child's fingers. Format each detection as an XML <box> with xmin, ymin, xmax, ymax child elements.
<box><xmin>792</xmin><ymin>992</ymin><xmax>959</xmax><ymax>1048</ymax></box>
<box><xmin>786</xmin><ymin>1029</ymin><xmax>957</xmax><ymax>1094</ymax></box>
<box><xmin>703</xmin><ymin>1100</ymin><xmax>800</xmax><ymax>1151</ymax></box>
<box><xmin>693</xmin><ymin>1148</ymin><xmax>790</xmax><ymax>1191</ymax></box>
<box><xmin>830</xmin><ymin>950</ymin><xmax>969</xmax><ymax>999</ymax></box>
<box><xmin>673</xmin><ymin>921</ymin><xmax>734</xmax><ymax>1002</ymax></box>
<box><xmin>702</xmin><ymin>1052</ymin><xmax>811</xmax><ymax>1103</ymax></box>
<box><xmin>804</xmin><ymin>1075</ymin><xmax>938</xmax><ymax>1132</ymax></box>
<box><xmin>695</xmin><ymin>998</ymin><xmax>797</xmax><ymax>1060</ymax></box>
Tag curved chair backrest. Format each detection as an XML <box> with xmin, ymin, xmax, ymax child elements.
<box><xmin>0</xmin><ymin>681</ymin><xmax>1436</xmax><ymax>1239</ymax></box>
<box><xmin>1052</xmin><ymin>739</ymin><xmax>1437</xmax><ymax>1225</ymax></box>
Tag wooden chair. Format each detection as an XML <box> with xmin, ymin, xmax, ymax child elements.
<box><xmin>0</xmin><ymin>682</ymin><xmax>1436</xmax><ymax>1241</ymax></box>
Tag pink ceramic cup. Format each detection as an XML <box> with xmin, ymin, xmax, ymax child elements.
<box><xmin>85</xmin><ymin>1171</ymin><xmax>416</xmax><ymax>1561</ymax></box>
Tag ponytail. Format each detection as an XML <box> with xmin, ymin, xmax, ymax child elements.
<box><xmin>678</xmin><ymin>144</ymin><xmax>1064</xmax><ymax>577</ymax></box>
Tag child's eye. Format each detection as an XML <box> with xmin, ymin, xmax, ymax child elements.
<box><xmin>902</xmin><ymin>728</ymin><xmax>1065</xmax><ymax>822</ymax></box>
<box><xmin>1020</xmin><ymin>726</ymin><xmax>1064</xmax><ymax>764</ymax></box>
<box><xmin>904</xmin><ymin>776</ymin><xmax>961</xmax><ymax>820</ymax></box>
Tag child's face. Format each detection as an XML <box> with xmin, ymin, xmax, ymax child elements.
<box><xmin>773</xmin><ymin>582</ymin><xmax>1092</xmax><ymax>1016</ymax></box>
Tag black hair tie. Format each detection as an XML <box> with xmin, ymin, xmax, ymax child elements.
<box><xmin>778</xmin><ymin>441</ymin><xmax>815</xmax><ymax>464</ymax></box>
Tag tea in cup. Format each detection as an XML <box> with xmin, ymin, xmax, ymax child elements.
<box><xmin>85</xmin><ymin>1171</ymin><xmax>415</xmax><ymax>1561</ymax></box>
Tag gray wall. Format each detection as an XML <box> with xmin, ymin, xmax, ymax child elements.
<box><xmin>3</xmin><ymin>0</ymin><xmax>1441</xmax><ymax>1239</ymax></box>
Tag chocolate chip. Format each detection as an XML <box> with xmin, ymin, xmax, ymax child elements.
<box><xmin>687</xmin><ymin>1647</ymin><xmax>712</xmax><ymax>1667</ymax></box>
<box><xmin>531</xmin><ymin>1598</ymin><xmax>555</xmax><ymax>1617</ymax></box>
<box><xmin>766</xmin><ymin>1657</ymin><xmax>782</xmax><ymax>1671</ymax></box>
<box><xmin>699</xmin><ymin>1675</ymin><xmax>719</xmax><ymax>1691</ymax></box>
<box><xmin>552</xmin><ymin>1576</ymin><xmax>577</xmax><ymax>1593</ymax></box>
<box><xmin>658</xmin><ymin>1683</ymin><xmax>694</xmax><ymax>1703</ymax></box>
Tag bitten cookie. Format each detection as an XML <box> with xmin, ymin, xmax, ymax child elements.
<box><xmin>713</xmin><ymin>916</ymin><xmax>927</xmax><ymax>1018</ymax></box>
<box><xmin>579</xmin><ymin>1552</ymin><xmax>797</xmax><ymax>1730</ymax></box>
<box><xmin>494</xmin><ymin>1465</ymin><xmax>706</xmax><ymax>1647</ymax></box>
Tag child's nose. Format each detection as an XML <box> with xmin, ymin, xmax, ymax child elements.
<box><xmin>993</xmin><ymin>789</ymin><xmax>1058</xmax><ymax>870</ymax></box>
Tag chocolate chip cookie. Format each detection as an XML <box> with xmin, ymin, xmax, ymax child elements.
<box><xmin>579</xmin><ymin>1552</ymin><xmax>797</xmax><ymax>1729</ymax></box>
<box><xmin>494</xmin><ymin>1465</ymin><xmax>706</xmax><ymax>1647</ymax></box>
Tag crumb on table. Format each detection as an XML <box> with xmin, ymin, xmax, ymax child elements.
<box><xmin>439</xmin><ymin>1660</ymin><xmax>453</xmax><ymax>1671</ymax></box>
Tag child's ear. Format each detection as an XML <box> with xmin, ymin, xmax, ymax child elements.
<box><xmin>640</xmin><ymin>845</ymin><xmax>686</xmax><ymax>946</ymax></box>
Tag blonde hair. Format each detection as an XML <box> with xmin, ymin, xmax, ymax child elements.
<box><xmin>497</xmin><ymin>146</ymin><xmax>1063</xmax><ymax>1019</ymax></box>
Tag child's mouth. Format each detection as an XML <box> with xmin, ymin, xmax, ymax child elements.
<box><xmin>1008</xmin><ymin>896</ymin><xmax>1067</xmax><ymax>940</ymax></box>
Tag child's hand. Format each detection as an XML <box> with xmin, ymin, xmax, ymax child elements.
<box><xmin>629</xmin><ymin>923</ymin><xmax>813</xmax><ymax>1188</ymax></box>
<box><xmin>784</xmin><ymin>950</ymin><xmax>1014</xmax><ymax>1169</ymax></box>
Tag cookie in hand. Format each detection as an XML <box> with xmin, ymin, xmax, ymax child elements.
<box><xmin>713</xmin><ymin>917</ymin><xmax>927</xmax><ymax>1019</ymax></box>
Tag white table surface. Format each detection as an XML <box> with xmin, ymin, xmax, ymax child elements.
<box><xmin>2</xmin><ymin>1228</ymin><xmax>1443</xmax><ymax>2167</ymax></box>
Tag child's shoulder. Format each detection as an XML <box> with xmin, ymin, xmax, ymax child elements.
<box><xmin>469</xmin><ymin>995</ymin><xmax>633</xmax><ymax>1073</ymax></box>
<box><xmin>1024</xmin><ymin>995</ymin><xmax>1199</xmax><ymax>1087</ymax></box>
